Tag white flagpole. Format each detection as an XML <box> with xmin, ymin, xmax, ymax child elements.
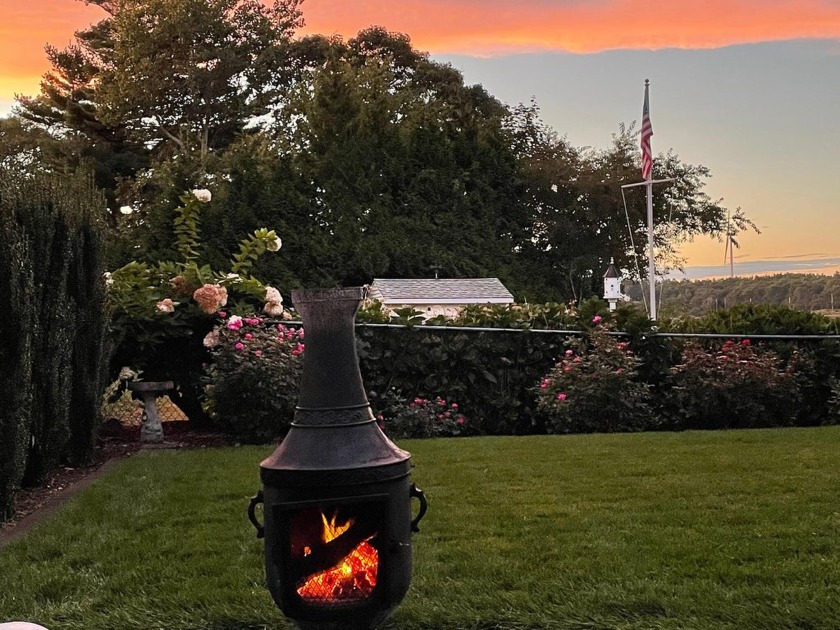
<box><xmin>646</xmin><ymin>175</ymin><xmax>656</xmax><ymax>320</ymax></box>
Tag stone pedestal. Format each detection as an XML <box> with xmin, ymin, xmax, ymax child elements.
<box><xmin>128</xmin><ymin>381</ymin><xmax>174</xmax><ymax>443</ymax></box>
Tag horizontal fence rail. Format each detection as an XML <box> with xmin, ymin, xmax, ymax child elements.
<box><xmin>281</xmin><ymin>321</ymin><xmax>840</xmax><ymax>341</ymax></box>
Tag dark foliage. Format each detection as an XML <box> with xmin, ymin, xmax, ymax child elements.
<box><xmin>0</xmin><ymin>172</ymin><xmax>107</xmax><ymax>518</ymax></box>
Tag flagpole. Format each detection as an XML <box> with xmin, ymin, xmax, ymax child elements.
<box><xmin>646</xmin><ymin>173</ymin><xmax>656</xmax><ymax>320</ymax></box>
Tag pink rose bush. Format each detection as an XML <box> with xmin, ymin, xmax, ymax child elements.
<box><xmin>203</xmin><ymin>315</ymin><xmax>305</xmax><ymax>442</ymax></box>
<box><xmin>535</xmin><ymin>328</ymin><xmax>654</xmax><ymax>434</ymax></box>
<box><xmin>370</xmin><ymin>391</ymin><xmax>468</xmax><ymax>439</ymax></box>
<box><xmin>664</xmin><ymin>339</ymin><xmax>799</xmax><ymax>430</ymax></box>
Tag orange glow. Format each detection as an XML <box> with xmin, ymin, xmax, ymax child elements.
<box><xmin>3</xmin><ymin>0</ymin><xmax>840</xmax><ymax>103</ymax></box>
<box><xmin>296</xmin><ymin>511</ymin><xmax>378</xmax><ymax>602</ymax></box>
<box><xmin>300</xmin><ymin>0</ymin><xmax>840</xmax><ymax>55</ymax></box>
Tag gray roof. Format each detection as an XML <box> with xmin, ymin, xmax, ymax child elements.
<box><xmin>370</xmin><ymin>278</ymin><xmax>514</xmax><ymax>305</ymax></box>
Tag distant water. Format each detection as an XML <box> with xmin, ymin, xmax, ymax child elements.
<box><xmin>671</xmin><ymin>257</ymin><xmax>840</xmax><ymax>280</ymax></box>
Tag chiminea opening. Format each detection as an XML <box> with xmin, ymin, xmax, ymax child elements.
<box><xmin>248</xmin><ymin>287</ymin><xmax>426</xmax><ymax>630</ymax></box>
<box><xmin>279</xmin><ymin>496</ymin><xmax>386</xmax><ymax>607</ymax></box>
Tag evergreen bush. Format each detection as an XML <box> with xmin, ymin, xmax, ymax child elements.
<box><xmin>0</xmin><ymin>171</ymin><xmax>107</xmax><ymax>517</ymax></box>
<box><xmin>0</xmin><ymin>210</ymin><xmax>35</xmax><ymax>520</ymax></box>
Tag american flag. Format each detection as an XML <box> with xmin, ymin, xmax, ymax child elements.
<box><xmin>641</xmin><ymin>80</ymin><xmax>653</xmax><ymax>181</ymax></box>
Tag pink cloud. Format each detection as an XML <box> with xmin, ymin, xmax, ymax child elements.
<box><xmin>301</xmin><ymin>0</ymin><xmax>840</xmax><ymax>54</ymax></box>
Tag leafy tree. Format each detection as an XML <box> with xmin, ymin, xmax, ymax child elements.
<box><xmin>509</xmin><ymin>103</ymin><xmax>757</xmax><ymax>301</ymax></box>
<box><xmin>261</xmin><ymin>28</ymin><xmax>530</xmax><ymax>288</ymax></box>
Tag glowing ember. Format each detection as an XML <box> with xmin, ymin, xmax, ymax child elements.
<box><xmin>296</xmin><ymin>511</ymin><xmax>379</xmax><ymax>602</ymax></box>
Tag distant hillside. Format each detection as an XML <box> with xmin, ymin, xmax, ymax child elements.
<box><xmin>624</xmin><ymin>273</ymin><xmax>840</xmax><ymax>316</ymax></box>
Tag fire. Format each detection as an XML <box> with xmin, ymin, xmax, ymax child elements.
<box><xmin>297</xmin><ymin>511</ymin><xmax>379</xmax><ymax>602</ymax></box>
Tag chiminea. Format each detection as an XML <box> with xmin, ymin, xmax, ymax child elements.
<box><xmin>248</xmin><ymin>287</ymin><xmax>427</xmax><ymax>630</ymax></box>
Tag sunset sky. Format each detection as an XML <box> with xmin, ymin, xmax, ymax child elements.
<box><xmin>1</xmin><ymin>0</ymin><xmax>838</xmax><ymax>276</ymax></box>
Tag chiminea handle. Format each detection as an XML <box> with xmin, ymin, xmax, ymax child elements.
<box><xmin>248</xmin><ymin>490</ymin><xmax>265</xmax><ymax>539</ymax></box>
<box><xmin>409</xmin><ymin>483</ymin><xmax>428</xmax><ymax>533</ymax></box>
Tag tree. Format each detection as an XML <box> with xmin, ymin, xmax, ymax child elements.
<box><xmin>509</xmin><ymin>104</ymin><xmax>757</xmax><ymax>302</ymax></box>
<box><xmin>15</xmin><ymin>0</ymin><xmax>303</xmax><ymax>239</ymax></box>
<box><xmin>258</xmin><ymin>28</ymin><xmax>530</xmax><ymax>288</ymax></box>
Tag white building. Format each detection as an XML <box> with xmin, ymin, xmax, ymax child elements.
<box><xmin>369</xmin><ymin>278</ymin><xmax>514</xmax><ymax>319</ymax></box>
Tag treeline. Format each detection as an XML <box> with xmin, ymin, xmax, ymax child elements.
<box><xmin>0</xmin><ymin>0</ymin><xmax>749</xmax><ymax>304</ymax></box>
<box><xmin>625</xmin><ymin>273</ymin><xmax>840</xmax><ymax>316</ymax></box>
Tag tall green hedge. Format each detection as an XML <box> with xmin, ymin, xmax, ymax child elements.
<box><xmin>0</xmin><ymin>172</ymin><xmax>108</xmax><ymax>519</ymax></box>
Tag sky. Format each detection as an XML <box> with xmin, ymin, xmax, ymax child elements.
<box><xmin>1</xmin><ymin>0</ymin><xmax>838</xmax><ymax>278</ymax></box>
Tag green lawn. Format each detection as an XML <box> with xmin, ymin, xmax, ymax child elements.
<box><xmin>1</xmin><ymin>427</ymin><xmax>839</xmax><ymax>630</ymax></box>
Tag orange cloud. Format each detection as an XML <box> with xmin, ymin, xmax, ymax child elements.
<box><xmin>2</xmin><ymin>0</ymin><xmax>839</xmax><ymax>104</ymax></box>
<box><xmin>300</xmin><ymin>0</ymin><xmax>840</xmax><ymax>54</ymax></box>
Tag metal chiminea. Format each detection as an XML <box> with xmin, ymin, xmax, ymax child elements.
<box><xmin>248</xmin><ymin>287</ymin><xmax>427</xmax><ymax>630</ymax></box>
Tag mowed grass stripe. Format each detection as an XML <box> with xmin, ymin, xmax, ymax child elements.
<box><xmin>0</xmin><ymin>427</ymin><xmax>837</xmax><ymax>630</ymax></box>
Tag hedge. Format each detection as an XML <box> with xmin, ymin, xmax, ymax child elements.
<box><xmin>0</xmin><ymin>172</ymin><xmax>108</xmax><ymax>520</ymax></box>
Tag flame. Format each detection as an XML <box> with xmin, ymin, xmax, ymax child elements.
<box><xmin>296</xmin><ymin>511</ymin><xmax>379</xmax><ymax>602</ymax></box>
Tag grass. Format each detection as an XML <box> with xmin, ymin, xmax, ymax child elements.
<box><xmin>1</xmin><ymin>427</ymin><xmax>839</xmax><ymax>630</ymax></box>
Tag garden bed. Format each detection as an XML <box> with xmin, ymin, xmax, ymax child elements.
<box><xmin>0</xmin><ymin>427</ymin><xmax>838</xmax><ymax>629</ymax></box>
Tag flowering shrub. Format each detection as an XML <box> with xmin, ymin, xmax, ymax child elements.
<box><xmin>664</xmin><ymin>339</ymin><xmax>800</xmax><ymax>430</ymax></box>
<box><xmin>535</xmin><ymin>326</ymin><xmax>655</xmax><ymax>434</ymax></box>
<box><xmin>203</xmin><ymin>319</ymin><xmax>304</xmax><ymax>442</ymax></box>
<box><xmin>371</xmin><ymin>390</ymin><xmax>468</xmax><ymax>439</ymax></box>
<box><xmin>107</xmin><ymin>189</ymin><xmax>287</xmax><ymax>422</ymax></box>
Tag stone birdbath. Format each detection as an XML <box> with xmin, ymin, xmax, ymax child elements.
<box><xmin>127</xmin><ymin>381</ymin><xmax>174</xmax><ymax>443</ymax></box>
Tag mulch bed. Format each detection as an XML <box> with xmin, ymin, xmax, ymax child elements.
<box><xmin>0</xmin><ymin>421</ymin><xmax>231</xmax><ymax>544</ymax></box>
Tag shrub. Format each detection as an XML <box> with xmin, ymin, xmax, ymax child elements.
<box><xmin>107</xmin><ymin>189</ymin><xmax>287</xmax><ymax>424</ymax></box>
<box><xmin>535</xmin><ymin>326</ymin><xmax>655</xmax><ymax>434</ymax></box>
<box><xmin>203</xmin><ymin>319</ymin><xmax>303</xmax><ymax>443</ymax></box>
<box><xmin>0</xmin><ymin>171</ymin><xmax>107</xmax><ymax>518</ymax></box>
<box><xmin>664</xmin><ymin>339</ymin><xmax>800</xmax><ymax>430</ymax></box>
<box><xmin>371</xmin><ymin>390</ymin><xmax>468</xmax><ymax>439</ymax></box>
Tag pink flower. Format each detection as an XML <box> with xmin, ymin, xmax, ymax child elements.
<box><xmin>456</xmin><ymin>416</ymin><xmax>465</xmax><ymax>425</ymax></box>
<box><xmin>254</xmin><ymin>349</ymin><xmax>263</xmax><ymax>357</ymax></box>
<box><xmin>245</xmin><ymin>317</ymin><xmax>261</xmax><ymax>326</ymax></box>
<box><xmin>741</xmin><ymin>339</ymin><xmax>751</xmax><ymax>346</ymax></box>
<box><xmin>235</xmin><ymin>342</ymin><xmax>245</xmax><ymax>351</ymax></box>
<box><xmin>227</xmin><ymin>315</ymin><xmax>243</xmax><ymax>331</ymax></box>
<box><xmin>414</xmin><ymin>398</ymin><xmax>423</xmax><ymax>405</ymax></box>
<box><xmin>156</xmin><ymin>298</ymin><xmax>175</xmax><ymax>313</ymax></box>
<box><xmin>451</xmin><ymin>402</ymin><xmax>458</xmax><ymax>410</ymax></box>
<box><xmin>444</xmin><ymin>411</ymin><xmax>452</xmax><ymax>418</ymax></box>
<box><xmin>565</xmin><ymin>349</ymin><xmax>574</xmax><ymax>356</ymax></box>
<box><xmin>617</xmin><ymin>342</ymin><xmax>628</xmax><ymax>350</ymax></box>
<box><xmin>202</xmin><ymin>328</ymin><xmax>220</xmax><ymax>348</ymax></box>
<box><xmin>540</xmin><ymin>379</ymin><xmax>551</xmax><ymax>389</ymax></box>
<box><xmin>218</xmin><ymin>311</ymin><xmax>227</xmax><ymax>318</ymax></box>
<box><xmin>592</xmin><ymin>315</ymin><xmax>602</xmax><ymax>324</ymax></box>
<box><xmin>573</xmin><ymin>357</ymin><xmax>581</xmax><ymax>363</ymax></box>
<box><xmin>615</xmin><ymin>368</ymin><xmax>624</xmax><ymax>375</ymax></box>
<box><xmin>556</xmin><ymin>392</ymin><xmax>567</xmax><ymax>401</ymax></box>
<box><xmin>296</xmin><ymin>329</ymin><xmax>305</xmax><ymax>339</ymax></box>
<box><xmin>437</xmin><ymin>398</ymin><xmax>447</xmax><ymax>407</ymax></box>
<box><xmin>244</xmin><ymin>333</ymin><xmax>253</xmax><ymax>340</ymax></box>
<box><xmin>193</xmin><ymin>284</ymin><xmax>227</xmax><ymax>314</ymax></box>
